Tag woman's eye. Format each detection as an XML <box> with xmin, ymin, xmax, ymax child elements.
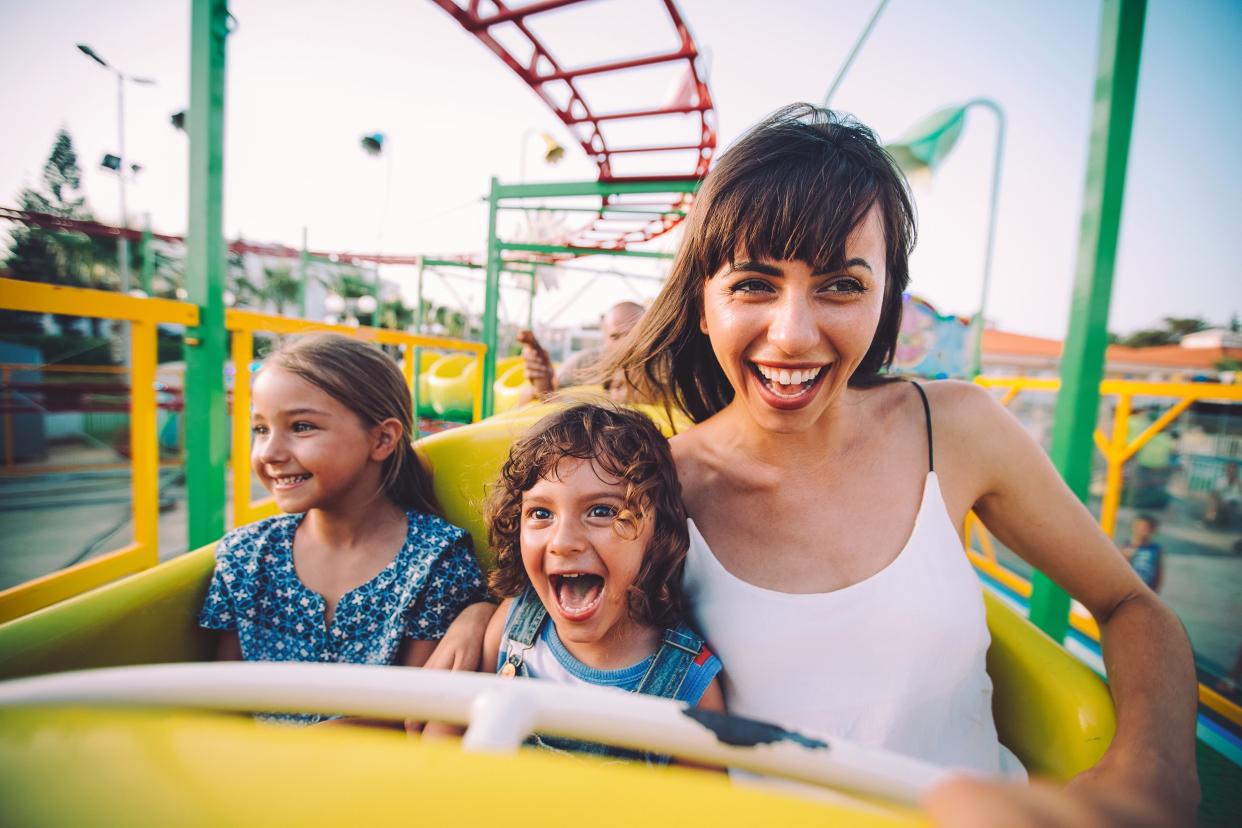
<box><xmin>587</xmin><ymin>504</ymin><xmax>618</xmax><ymax>519</ymax></box>
<box><xmin>292</xmin><ymin>421</ymin><xmax>316</xmax><ymax>433</ymax></box>
<box><xmin>821</xmin><ymin>278</ymin><xmax>866</xmax><ymax>295</ymax></box>
<box><xmin>729</xmin><ymin>278</ymin><xmax>774</xmax><ymax>295</ymax></box>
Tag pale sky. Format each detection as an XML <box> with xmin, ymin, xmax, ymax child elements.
<box><xmin>1</xmin><ymin>0</ymin><xmax>1239</xmax><ymax>340</ymax></box>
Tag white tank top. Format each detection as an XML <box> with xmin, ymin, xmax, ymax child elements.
<box><xmin>684</xmin><ymin>464</ymin><xmax>1023</xmax><ymax>777</ymax></box>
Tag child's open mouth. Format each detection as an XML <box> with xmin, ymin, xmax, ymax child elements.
<box><xmin>271</xmin><ymin>473</ymin><xmax>311</xmax><ymax>490</ymax></box>
<box><xmin>549</xmin><ymin>572</ymin><xmax>605</xmax><ymax>622</ymax></box>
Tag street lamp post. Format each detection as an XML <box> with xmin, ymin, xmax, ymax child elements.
<box><xmin>77</xmin><ymin>43</ymin><xmax>156</xmax><ymax>293</ymax></box>
<box><xmin>361</xmin><ymin>132</ymin><xmax>392</xmax><ymax>300</ymax></box>
<box><xmin>887</xmin><ymin>99</ymin><xmax>1006</xmax><ymax>377</ymax></box>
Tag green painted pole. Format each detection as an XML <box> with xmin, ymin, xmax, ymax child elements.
<box><xmin>498</xmin><ymin>241</ymin><xmax>674</xmax><ymax>260</ymax></box>
<box><xmin>527</xmin><ymin>271</ymin><xmax>537</xmax><ymax>330</ymax></box>
<box><xmin>412</xmin><ymin>255</ymin><xmax>425</xmax><ymax>438</ymax></box>
<box><xmin>298</xmin><ymin>226</ymin><xmax>308</xmax><ymax>318</ymax></box>
<box><xmin>1030</xmin><ymin>0</ymin><xmax>1147</xmax><ymax>640</ymax></box>
<box><xmin>493</xmin><ymin>179</ymin><xmax>698</xmax><ymax>200</ymax></box>
<box><xmin>965</xmin><ymin>99</ymin><xmax>1006</xmax><ymax>378</ymax></box>
<box><xmin>140</xmin><ymin>213</ymin><xmax>154</xmax><ymax>295</ymax></box>
<box><xmin>184</xmin><ymin>0</ymin><xmax>230</xmax><ymax>547</ymax></box>
<box><xmin>481</xmin><ymin>178</ymin><xmax>501</xmax><ymax>419</ymax></box>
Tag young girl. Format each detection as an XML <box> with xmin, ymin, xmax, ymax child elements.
<box><xmin>199</xmin><ymin>333</ymin><xmax>488</xmax><ymax>723</ymax></box>
<box><xmin>480</xmin><ymin>402</ymin><xmax>724</xmax><ymax>763</ymax></box>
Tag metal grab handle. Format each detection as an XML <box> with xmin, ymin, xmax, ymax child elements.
<box><xmin>0</xmin><ymin>662</ymin><xmax>956</xmax><ymax>807</ymax></box>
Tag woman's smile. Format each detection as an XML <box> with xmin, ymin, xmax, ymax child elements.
<box><xmin>749</xmin><ymin>361</ymin><xmax>832</xmax><ymax>409</ymax></box>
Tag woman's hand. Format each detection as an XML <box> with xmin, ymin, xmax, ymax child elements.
<box><xmin>925</xmin><ymin>762</ymin><xmax>1196</xmax><ymax>828</ymax></box>
<box><xmin>422</xmin><ymin>601</ymin><xmax>496</xmax><ymax>672</ymax></box>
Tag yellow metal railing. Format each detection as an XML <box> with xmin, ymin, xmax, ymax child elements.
<box><xmin>224</xmin><ymin>309</ymin><xmax>487</xmax><ymax>528</ymax></box>
<box><xmin>0</xmin><ymin>280</ymin><xmax>487</xmax><ymax>621</ymax></box>
<box><xmin>968</xmin><ymin>375</ymin><xmax>1242</xmax><ymax>728</ymax></box>
<box><xmin>0</xmin><ymin>278</ymin><xmax>198</xmax><ymax>622</ymax></box>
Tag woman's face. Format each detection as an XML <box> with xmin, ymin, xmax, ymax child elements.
<box><xmin>700</xmin><ymin>206</ymin><xmax>887</xmax><ymax>432</ymax></box>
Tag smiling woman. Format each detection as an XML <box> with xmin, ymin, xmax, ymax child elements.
<box><xmin>600</xmin><ymin>103</ymin><xmax>1201</xmax><ymax>825</ymax></box>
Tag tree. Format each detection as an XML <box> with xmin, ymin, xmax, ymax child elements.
<box><xmin>1162</xmin><ymin>316</ymin><xmax>1208</xmax><ymax>339</ymax></box>
<box><xmin>3</xmin><ymin>129</ymin><xmax>102</xmax><ymax>335</ymax></box>
<box><xmin>262</xmin><ymin>265</ymin><xmax>301</xmax><ymax>316</ymax></box>
<box><xmin>1115</xmin><ymin>316</ymin><xmax>1209</xmax><ymax>349</ymax></box>
<box><xmin>378</xmin><ymin>298</ymin><xmax>414</xmax><ymax>331</ymax></box>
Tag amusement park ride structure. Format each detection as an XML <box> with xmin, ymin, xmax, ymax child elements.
<box><xmin>1</xmin><ymin>1</ymin><xmax>1241</xmax><ymax>807</ymax></box>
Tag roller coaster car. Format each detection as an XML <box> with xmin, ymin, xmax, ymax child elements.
<box><xmin>0</xmin><ymin>403</ymin><xmax>1115</xmax><ymax>826</ymax></box>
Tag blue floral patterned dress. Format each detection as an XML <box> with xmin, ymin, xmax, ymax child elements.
<box><xmin>199</xmin><ymin>510</ymin><xmax>488</xmax><ymax>723</ymax></box>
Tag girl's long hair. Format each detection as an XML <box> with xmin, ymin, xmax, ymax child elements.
<box><xmin>603</xmin><ymin>103</ymin><xmax>917</xmax><ymax>423</ymax></box>
<box><xmin>266</xmin><ymin>333</ymin><xmax>440</xmax><ymax>516</ymax></box>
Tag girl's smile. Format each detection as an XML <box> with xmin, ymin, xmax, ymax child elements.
<box><xmin>250</xmin><ymin>366</ymin><xmax>391</xmax><ymax>515</ymax></box>
<box><xmin>520</xmin><ymin>458</ymin><xmax>658</xmax><ymax>668</ymax></box>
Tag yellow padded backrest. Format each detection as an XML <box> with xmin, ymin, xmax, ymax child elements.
<box><xmin>0</xmin><ymin>400</ymin><xmax>1114</xmax><ymax>783</ymax></box>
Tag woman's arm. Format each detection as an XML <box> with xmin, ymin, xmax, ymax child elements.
<box><xmin>215</xmin><ymin>630</ymin><xmax>242</xmax><ymax>661</ymax></box>
<box><xmin>941</xmin><ymin>383</ymin><xmax>1198</xmax><ymax>823</ymax></box>
<box><xmin>420</xmin><ymin>600</ymin><xmax>511</xmax><ymax>740</ymax></box>
<box><xmin>421</xmin><ymin>601</ymin><xmax>496</xmax><ymax>672</ymax></box>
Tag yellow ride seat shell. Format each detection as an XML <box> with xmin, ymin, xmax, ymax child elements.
<box><xmin>0</xmin><ymin>401</ymin><xmax>1115</xmax><ymax>785</ymax></box>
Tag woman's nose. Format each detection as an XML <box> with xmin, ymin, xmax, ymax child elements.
<box><xmin>767</xmin><ymin>294</ymin><xmax>819</xmax><ymax>356</ymax></box>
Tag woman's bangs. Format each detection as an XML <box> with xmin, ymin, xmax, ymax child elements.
<box><xmin>701</xmin><ymin>155</ymin><xmax>879</xmax><ymax>276</ymax></box>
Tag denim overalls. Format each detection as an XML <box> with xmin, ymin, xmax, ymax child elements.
<box><xmin>498</xmin><ymin>586</ymin><xmax>713</xmax><ymax>765</ymax></box>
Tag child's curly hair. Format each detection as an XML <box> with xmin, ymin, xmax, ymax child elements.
<box><xmin>486</xmin><ymin>402</ymin><xmax>689</xmax><ymax>630</ymax></box>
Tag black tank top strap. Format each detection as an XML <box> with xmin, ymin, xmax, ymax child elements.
<box><xmin>910</xmin><ymin>381</ymin><xmax>934</xmax><ymax>472</ymax></box>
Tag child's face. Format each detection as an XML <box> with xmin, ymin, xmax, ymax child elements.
<box><xmin>250</xmin><ymin>366</ymin><xmax>384</xmax><ymax>514</ymax></box>
<box><xmin>520</xmin><ymin>458</ymin><xmax>654</xmax><ymax>649</ymax></box>
<box><xmin>1130</xmin><ymin>519</ymin><xmax>1154</xmax><ymax>545</ymax></box>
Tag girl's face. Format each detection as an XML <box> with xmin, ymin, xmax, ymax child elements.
<box><xmin>700</xmin><ymin>206</ymin><xmax>887</xmax><ymax>432</ymax></box>
<box><xmin>520</xmin><ymin>458</ymin><xmax>653</xmax><ymax>651</ymax></box>
<box><xmin>250</xmin><ymin>366</ymin><xmax>391</xmax><ymax>514</ymax></box>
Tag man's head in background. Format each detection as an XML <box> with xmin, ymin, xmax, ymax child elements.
<box><xmin>601</xmin><ymin>302</ymin><xmax>645</xmax><ymax>352</ymax></box>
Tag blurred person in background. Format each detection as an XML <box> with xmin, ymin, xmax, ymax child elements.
<box><xmin>517</xmin><ymin>301</ymin><xmax>647</xmax><ymax>404</ymax></box>
<box><xmin>1121</xmin><ymin>514</ymin><xmax>1163</xmax><ymax>593</ymax></box>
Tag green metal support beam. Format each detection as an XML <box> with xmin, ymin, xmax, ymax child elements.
<box><xmin>139</xmin><ymin>215</ymin><xmax>154</xmax><ymax>295</ymax></box>
<box><xmin>498</xmin><ymin>205</ymin><xmax>686</xmax><ymax>217</ymax></box>
<box><xmin>493</xmin><ymin>179</ymin><xmax>698</xmax><ymax>200</ymax></box>
<box><xmin>498</xmin><ymin>242</ymin><xmax>674</xmax><ymax>260</ymax></box>
<box><xmin>481</xmin><ymin>178</ymin><xmax>502</xmax><ymax>417</ymax></box>
<box><xmin>477</xmin><ymin>176</ymin><xmax>696</xmax><ymax>417</ymax></box>
<box><xmin>184</xmin><ymin>0</ymin><xmax>230</xmax><ymax>547</ymax></box>
<box><xmin>1032</xmin><ymin>0</ymin><xmax>1147</xmax><ymax>640</ymax></box>
<box><xmin>298</xmin><ymin>227</ymin><xmax>308</xmax><ymax>318</ymax></box>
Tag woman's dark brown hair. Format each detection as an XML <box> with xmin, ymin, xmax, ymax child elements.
<box><xmin>486</xmin><ymin>402</ymin><xmax>689</xmax><ymax>629</ymax></box>
<box><xmin>266</xmin><ymin>332</ymin><xmax>440</xmax><ymax>516</ymax></box>
<box><xmin>604</xmin><ymin>103</ymin><xmax>917</xmax><ymax>422</ymax></box>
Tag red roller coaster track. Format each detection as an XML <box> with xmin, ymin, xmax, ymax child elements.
<box><xmin>428</xmin><ymin>0</ymin><xmax>716</xmax><ymax>249</ymax></box>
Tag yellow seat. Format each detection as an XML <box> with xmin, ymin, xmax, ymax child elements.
<box><xmin>0</xmin><ymin>402</ymin><xmax>1114</xmax><ymax>782</ymax></box>
<box><xmin>425</xmin><ymin>353</ymin><xmax>475</xmax><ymax>419</ymax></box>
<box><xmin>493</xmin><ymin>362</ymin><xmax>528</xmax><ymax>415</ymax></box>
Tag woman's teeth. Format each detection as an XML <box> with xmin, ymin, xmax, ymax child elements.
<box><xmin>754</xmin><ymin>364</ymin><xmax>823</xmax><ymax>388</ymax></box>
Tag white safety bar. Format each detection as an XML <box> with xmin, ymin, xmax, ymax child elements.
<box><xmin>0</xmin><ymin>663</ymin><xmax>956</xmax><ymax>806</ymax></box>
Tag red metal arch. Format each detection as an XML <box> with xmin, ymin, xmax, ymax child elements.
<box><xmin>428</xmin><ymin>0</ymin><xmax>716</xmax><ymax>248</ymax></box>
